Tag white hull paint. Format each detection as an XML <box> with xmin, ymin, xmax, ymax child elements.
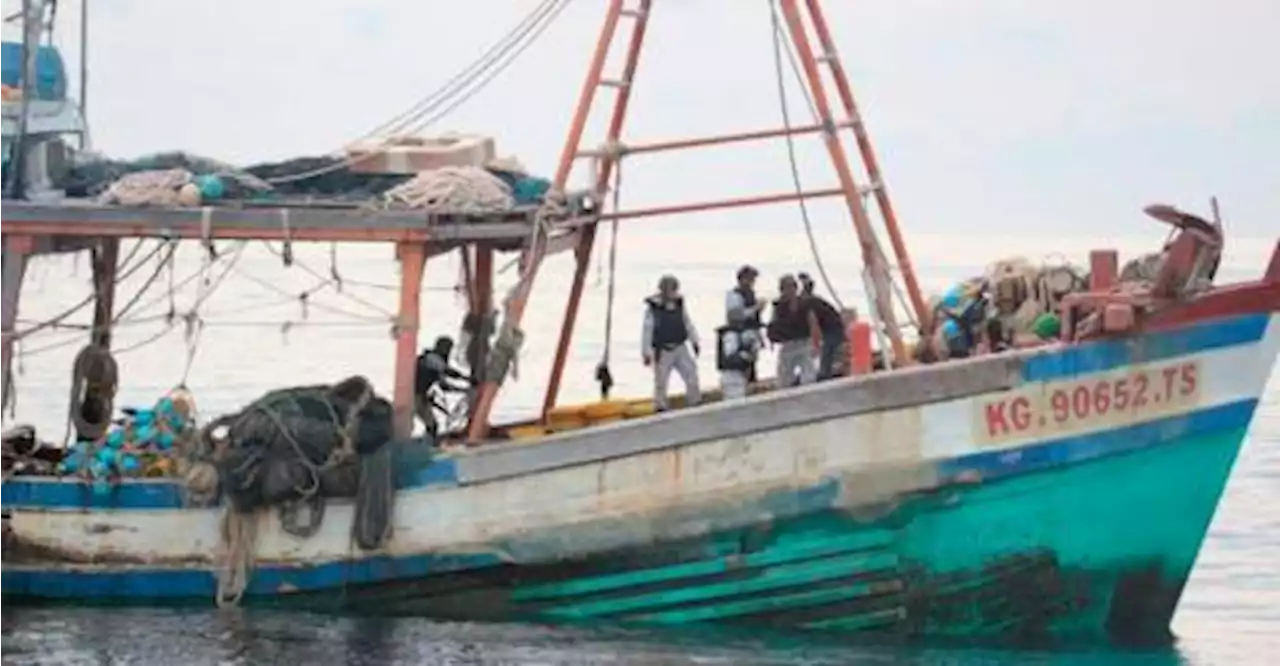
<box><xmin>6</xmin><ymin>313</ymin><xmax>1277</xmax><ymax>572</ymax></box>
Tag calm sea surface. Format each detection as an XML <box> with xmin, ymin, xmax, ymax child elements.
<box><xmin>2</xmin><ymin>230</ymin><xmax>1277</xmax><ymax>664</ymax></box>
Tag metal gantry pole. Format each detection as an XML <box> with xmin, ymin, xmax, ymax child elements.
<box><xmin>466</xmin><ymin>0</ymin><xmax>630</xmax><ymax>443</ymax></box>
<box><xmin>540</xmin><ymin>0</ymin><xmax>653</xmax><ymax>419</ymax></box>
<box><xmin>776</xmin><ymin>0</ymin><xmax>907</xmax><ymax>362</ymax></box>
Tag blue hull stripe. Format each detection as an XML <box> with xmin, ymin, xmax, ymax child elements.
<box><xmin>1</xmin><ymin>398</ymin><xmax>1259</xmax><ymax>601</ymax></box>
<box><xmin>2</xmin><ymin>313</ymin><xmax>1268</xmax><ymax>512</ymax></box>
<box><xmin>1020</xmin><ymin>312</ymin><xmax>1268</xmax><ymax>383</ymax></box>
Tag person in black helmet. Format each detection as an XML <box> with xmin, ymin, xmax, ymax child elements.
<box><xmin>797</xmin><ymin>272</ymin><xmax>845</xmax><ymax>380</ymax></box>
<box><xmin>724</xmin><ymin>265</ymin><xmax>765</xmax><ymax>383</ymax></box>
<box><xmin>414</xmin><ymin>336</ymin><xmax>474</xmax><ymax>437</ymax></box>
<box><xmin>642</xmin><ymin>274</ymin><xmax>702</xmax><ymax>411</ymax></box>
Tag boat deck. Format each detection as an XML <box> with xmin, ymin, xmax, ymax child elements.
<box><xmin>0</xmin><ymin>194</ymin><xmax>598</xmax><ymax>248</ymax></box>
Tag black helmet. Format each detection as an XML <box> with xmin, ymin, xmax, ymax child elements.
<box><xmin>433</xmin><ymin>336</ymin><xmax>454</xmax><ymax>355</ymax></box>
<box><xmin>737</xmin><ymin>265</ymin><xmax>759</xmax><ymax>281</ymax></box>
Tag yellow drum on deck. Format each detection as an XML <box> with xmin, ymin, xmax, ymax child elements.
<box><xmin>507</xmin><ymin>424</ymin><xmax>549</xmax><ymax>441</ymax></box>
<box><xmin>546</xmin><ymin>404</ymin><xmax>588</xmax><ymax>432</ymax></box>
<box><xmin>582</xmin><ymin>400</ymin><xmax>628</xmax><ymax>424</ymax></box>
<box><xmin>623</xmin><ymin>399</ymin><xmax>656</xmax><ymax>419</ymax></box>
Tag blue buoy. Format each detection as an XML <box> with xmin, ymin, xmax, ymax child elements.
<box><xmin>194</xmin><ymin>174</ymin><xmax>225</xmax><ymax>201</ymax></box>
<box><xmin>118</xmin><ymin>454</ymin><xmax>141</xmax><ymax>475</ymax></box>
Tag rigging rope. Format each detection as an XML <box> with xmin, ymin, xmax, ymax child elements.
<box><xmin>9</xmin><ymin>239</ymin><xmax>153</xmax><ymax>343</ymax></box>
<box><xmin>769</xmin><ymin>0</ymin><xmax>919</xmax><ymax>330</ymax></box>
<box><xmin>767</xmin><ymin>0</ymin><xmax>845</xmax><ymax>311</ymax></box>
<box><xmin>260</xmin><ymin>242</ymin><xmax>395</xmax><ymax>319</ymax></box>
<box><xmin>595</xmin><ymin>160</ymin><xmax>622</xmax><ymax>400</ymax></box>
<box><xmin>263</xmin><ymin>0</ymin><xmax>570</xmax><ymax>186</ymax></box>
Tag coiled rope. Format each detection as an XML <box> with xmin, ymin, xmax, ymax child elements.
<box><xmin>64</xmin><ymin>344</ymin><xmax>118</xmax><ymax>444</ymax></box>
<box><xmin>377</xmin><ymin>166</ymin><xmax>515</xmax><ymax>213</ymax></box>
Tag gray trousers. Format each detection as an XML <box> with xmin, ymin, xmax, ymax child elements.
<box><xmin>720</xmin><ymin>370</ymin><xmax>749</xmax><ymax>400</ymax></box>
<box><xmin>776</xmin><ymin>339</ymin><xmax>817</xmax><ymax>388</ymax></box>
<box><xmin>654</xmin><ymin>345</ymin><xmax>701</xmax><ymax>410</ymax></box>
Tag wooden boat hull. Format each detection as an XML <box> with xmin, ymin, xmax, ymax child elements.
<box><xmin>4</xmin><ymin>309</ymin><xmax>1278</xmax><ymax>646</ymax></box>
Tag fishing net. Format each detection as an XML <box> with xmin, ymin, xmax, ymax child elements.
<box><xmin>62</xmin><ymin>151</ymin><xmax>411</xmax><ymax>201</ymax></box>
<box><xmin>186</xmin><ymin>376</ymin><xmax>412</xmax><ymax>606</ymax></box>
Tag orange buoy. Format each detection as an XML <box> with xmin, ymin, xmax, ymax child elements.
<box><xmin>847</xmin><ymin>319</ymin><xmax>873</xmax><ymax>376</ymax></box>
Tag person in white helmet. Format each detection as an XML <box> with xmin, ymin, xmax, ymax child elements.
<box><xmin>642</xmin><ymin>274</ymin><xmax>702</xmax><ymax>411</ymax></box>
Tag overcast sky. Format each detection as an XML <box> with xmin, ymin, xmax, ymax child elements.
<box><xmin>16</xmin><ymin>0</ymin><xmax>1280</xmax><ymax>236</ymax></box>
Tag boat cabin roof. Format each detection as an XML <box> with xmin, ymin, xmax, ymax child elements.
<box><xmin>0</xmin><ymin>193</ymin><xmax>597</xmax><ymax>248</ymax></box>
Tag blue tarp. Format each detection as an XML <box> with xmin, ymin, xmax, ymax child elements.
<box><xmin>1</xmin><ymin>41</ymin><xmax>69</xmax><ymax>101</ymax></box>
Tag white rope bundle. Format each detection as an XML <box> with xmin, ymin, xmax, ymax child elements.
<box><xmin>98</xmin><ymin>168</ymin><xmax>201</xmax><ymax>207</ymax></box>
<box><xmin>380</xmin><ymin>166</ymin><xmax>515</xmax><ymax>213</ymax></box>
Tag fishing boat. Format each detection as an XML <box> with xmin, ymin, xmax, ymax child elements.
<box><xmin>3</xmin><ymin>0</ymin><xmax>1279</xmax><ymax>648</ymax></box>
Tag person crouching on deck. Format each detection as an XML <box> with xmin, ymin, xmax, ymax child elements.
<box><xmin>415</xmin><ymin>336</ymin><xmax>474</xmax><ymax>437</ymax></box>
<box><xmin>643</xmin><ymin>275</ymin><xmax>702</xmax><ymax>411</ymax></box>
<box><xmin>717</xmin><ymin>305</ymin><xmax>762</xmax><ymax>400</ymax></box>
<box><xmin>767</xmin><ymin>274</ymin><xmax>821</xmax><ymax>388</ymax></box>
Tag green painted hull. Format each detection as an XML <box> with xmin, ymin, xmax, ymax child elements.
<box><xmin>451</xmin><ymin>424</ymin><xmax>1248</xmax><ymax>645</ymax></box>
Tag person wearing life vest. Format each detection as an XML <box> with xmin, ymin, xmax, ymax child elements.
<box><xmin>716</xmin><ymin>305</ymin><xmax>761</xmax><ymax>400</ymax></box>
<box><xmin>724</xmin><ymin>265</ymin><xmax>765</xmax><ymax>382</ymax></box>
<box><xmin>415</xmin><ymin>336</ymin><xmax>475</xmax><ymax>437</ymax></box>
<box><xmin>642</xmin><ymin>275</ymin><xmax>702</xmax><ymax>411</ymax></box>
<box><xmin>797</xmin><ymin>272</ymin><xmax>845</xmax><ymax>380</ymax></box>
<box><xmin>767</xmin><ymin>274</ymin><xmax>821</xmax><ymax>388</ymax></box>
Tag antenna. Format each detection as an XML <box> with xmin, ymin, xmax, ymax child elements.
<box><xmin>79</xmin><ymin>0</ymin><xmax>88</xmax><ymax>148</ymax></box>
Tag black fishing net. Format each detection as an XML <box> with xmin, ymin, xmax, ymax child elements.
<box><xmin>61</xmin><ymin>151</ymin><xmax>412</xmax><ymax>201</ymax></box>
<box><xmin>205</xmin><ymin>376</ymin><xmax>407</xmax><ymax>550</ymax></box>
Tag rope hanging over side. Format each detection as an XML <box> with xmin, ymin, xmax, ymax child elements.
<box><xmin>595</xmin><ymin>159</ymin><xmax>623</xmax><ymax>399</ymax></box>
<box><xmin>488</xmin><ymin>192</ymin><xmax>567</xmax><ymax>387</ymax></box>
<box><xmin>215</xmin><ymin>506</ymin><xmax>259</xmax><ymax>608</ymax></box>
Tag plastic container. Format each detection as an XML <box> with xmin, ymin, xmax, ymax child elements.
<box><xmin>346</xmin><ymin>134</ymin><xmax>497</xmax><ymax>174</ymax></box>
<box><xmin>0</xmin><ymin>42</ymin><xmax>68</xmax><ymax>101</ymax></box>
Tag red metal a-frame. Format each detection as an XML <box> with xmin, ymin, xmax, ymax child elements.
<box><xmin>466</xmin><ymin>0</ymin><xmax>930</xmax><ymax>442</ymax></box>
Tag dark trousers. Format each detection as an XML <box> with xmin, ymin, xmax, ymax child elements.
<box><xmin>817</xmin><ymin>331</ymin><xmax>843</xmax><ymax>380</ymax></box>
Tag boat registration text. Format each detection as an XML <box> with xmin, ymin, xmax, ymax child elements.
<box><xmin>974</xmin><ymin>359</ymin><xmax>1202</xmax><ymax>447</ymax></box>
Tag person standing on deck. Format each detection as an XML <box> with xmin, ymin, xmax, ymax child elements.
<box><xmin>415</xmin><ymin>336</ymin><xmax>474</xmax><ymax>437</ymax></box>
<box><xmin>767</xmin><ymin>274</ymin><xmax>821</xmax><ymax>388</ymax></box>
<box><xmin>797</xmin><ymin>272</ymin><xmax>845</xmax><ymax>380</ymax></box>
<box><xmin>717</xmin><ymin>305</ymin><xmax>762</xmax><ymax>400</ymax></box>
<box><xmin>724</xmin><ymin>265</ymin><xmax>765</xmax><ymax>383</ymax></box>
<box><xmin>643</xmin><ymin>275</ymin><xmax>702</xmax><ymax>411</ymax></box>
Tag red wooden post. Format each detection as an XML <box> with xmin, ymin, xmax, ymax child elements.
<box><xmin>393</xmin><ymin>241</ymin><xmax>427</xmax><ymax>439</ymax></box>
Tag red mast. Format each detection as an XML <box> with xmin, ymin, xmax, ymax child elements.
<box><xmin>466</xmin><ymin>0</ymin><xmax>927</xmax><ymax>443</ymax></box>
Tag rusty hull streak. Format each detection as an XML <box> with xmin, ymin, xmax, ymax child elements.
<box><xmin>2</xmin><ymin>534</ymin><xmax>212</xmax><ymax>566</ymax></box>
